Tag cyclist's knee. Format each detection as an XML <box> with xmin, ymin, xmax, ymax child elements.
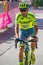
<box><xmin>30</xmin><ymin>36</ymin><xmax>36</xmax><ymax>49</ymax></box>
<box><xmin>30</xmin><ymin>36</ymin><xmax>38</xmax><ymax>41</ymax></box>
<box><xmin>19</xmin><ymin>46</ymin><xmax>24</xmax><ymax>52</ymax></box>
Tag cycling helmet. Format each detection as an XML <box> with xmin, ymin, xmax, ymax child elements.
<box><xmin>19</xmin><ymin>2</ymin><xmax>28</xmax><ymax>10</ymax></box>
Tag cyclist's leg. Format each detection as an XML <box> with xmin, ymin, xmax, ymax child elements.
<box><xmin>18</xmin><ymin>29</ymin><xmax>26</xmax><ymax>65</ymax></box>
<box><xmin>27</xmin><ymin>28</ymin><xmax>36</xmax><ymax>64</ymax></box>
<box><xmin>30</xmin><ymin>35</ymin><xmax>36</xmax><ymax>64</ymax></box>
<box><xmin>18</xmin><ymin>46</ymin><xmax>24</xmax><ymax>65</ymax></box>
<box><xmin>27</xmin><ymin>28</ymin><xmax>36</xmax><ymax>53</ymax></box>
<box><xmin>26</xmin><ymin>28</ymin><xmax>36</xmax><ymax>50</ymax></box>
<box><xmin>30</xmin><ymin>36</ymin><xmax>36</xmax><ymax>52</ymax></box>
<box><xmin>30</xmin><ymin>36</ymin><xmax>36</xmax><ymax>61</ymax></box>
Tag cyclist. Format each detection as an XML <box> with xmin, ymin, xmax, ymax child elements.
<box><xmin>15</xmin><ymin>2</ymin><xmax>38</xmax><ymax>65</ymax></box>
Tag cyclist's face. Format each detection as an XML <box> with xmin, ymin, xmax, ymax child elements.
<box><xmin>20</xmin><ymin>9</ymin><xmax>28</xmax><ymax>17</ymax></box>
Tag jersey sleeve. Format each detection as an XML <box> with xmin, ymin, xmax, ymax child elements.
<box><xmin>15</xmin><ymin>13</ymin><xmax>19</xmax><ymax>24</ymax></box>
<box><xmin>33</xmin><ymin>16</ymin><xmax>37</xmax><ymax>26</ymax></box>
<box><xmin>29</xmin><ymin>12</ymin><xmax>37</xmax><ymax>26</ymax></box>
<box><xmin>15</xmin><ymin>13</ymin><xmax>21</xmax><ymax>25</ymax></box>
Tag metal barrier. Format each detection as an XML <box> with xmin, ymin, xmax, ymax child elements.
<box><xmin>36</xmin><ymin>19</ymin><xmax>43</xmax><ymax>29</ymax></box>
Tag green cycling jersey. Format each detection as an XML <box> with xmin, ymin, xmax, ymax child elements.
<box><xmin>15</xmin><ymin>12</ymin><xmax>37</xmax><ymax>30</ymax></box>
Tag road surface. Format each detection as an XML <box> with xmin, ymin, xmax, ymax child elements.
<box><xmin>0</xmin><ymin>28</ymin><xmax>43</xmax><ymax>65</ymax></box>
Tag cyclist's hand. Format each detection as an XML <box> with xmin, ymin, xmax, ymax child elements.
<box><xmin>15</xmin><ymin>38</ymin><xmax>19</xmax><ymax>42</ymax></box>
<box><xmin>31</xmin><ymin>35</ymin><xmax>39</xmax><ymax>41</ymax></box>
<box><xmin>15</xmin><ymin>38</ymin><xmax>19</xmax><ymax>48</ymax></box>
<box><xmin>35</xmin><ymin>36</ymin><xmax>39</xmax><ymax>41</ymax></box>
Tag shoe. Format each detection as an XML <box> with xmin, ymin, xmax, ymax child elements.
<box><xmin>31</xmin><ymin>54</ymin><xmax>35</xmax><ymax>64</ymax></box>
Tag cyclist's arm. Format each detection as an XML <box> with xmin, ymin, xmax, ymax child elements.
<box><xmin>15</xmin><ymin>13</ymin><xmax>19</xmax><ymax>38</ymax></box>
<box><xmin>15</xmin><ymin>24</ymin><xmax>19</xmax><ymax>38</ymax></box>
<box><xmin>34</xmin><ymin>21</ymin><xmax>38</xmax><ymax>35</ymax></box>
<box><xmin>31</xmin><ymin>13</ymin><xmax>38</xmax><ymax>35</ymax></box>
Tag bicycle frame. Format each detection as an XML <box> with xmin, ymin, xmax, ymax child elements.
<box><xmin>15</xmin><ymin>38</ymin><xmax>37</xmax><ymax>65</ymax></box>
<box><xmin>23</xmin><ymin>41</ymin><xmax>31</xmax><ymax>65</ymax></box>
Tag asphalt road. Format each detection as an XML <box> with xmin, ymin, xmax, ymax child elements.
<box><xmin>0</xmin><ymin>28</ymin><xmax>43</xmax><ymax>65</ymax></box>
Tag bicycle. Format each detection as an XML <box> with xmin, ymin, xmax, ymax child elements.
<box><xmin>15</xmin><ymin>36</ymin><xmax>38</xmax><ymax>65</ymax></box>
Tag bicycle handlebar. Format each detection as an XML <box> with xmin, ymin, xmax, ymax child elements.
<box><xmin>15</xmin><ymin>38</ymin><xmax>37</xmax><ymax>49</ymax></box>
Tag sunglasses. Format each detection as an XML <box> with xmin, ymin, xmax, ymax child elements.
<box><xmin>20</xmin><ymin>10</ymin><xmax>26</xmax><ymax>12</ymax></box>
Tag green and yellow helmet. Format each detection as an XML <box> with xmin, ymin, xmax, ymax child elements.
<box><xmin>19</xmin><ymin>2</ymin><xmax>28</xmax><ymax>10</ymax></box>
